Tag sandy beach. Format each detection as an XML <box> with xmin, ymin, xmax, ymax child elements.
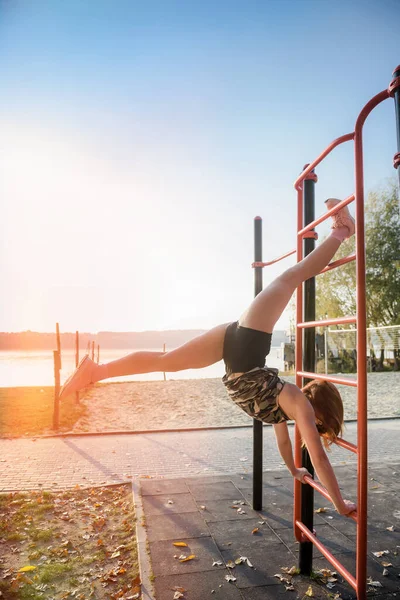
<box><xmin>70</xmin><ymin>372</ymin><xmax>400</xmax><ymax>434</ymax></box>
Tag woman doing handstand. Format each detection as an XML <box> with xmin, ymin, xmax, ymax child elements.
<box><xmin>60</xmin><ymin>199</ymin><xmax>357</xmax><ymax>517</ymax></box>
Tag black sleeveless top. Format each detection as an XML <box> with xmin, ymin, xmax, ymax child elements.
<box><xmin>222</xmin><ymin>321</ymin><xmax>272</xmax><ymax>376</ymax></box>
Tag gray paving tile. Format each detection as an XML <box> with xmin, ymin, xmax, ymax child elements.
<box><xmin>145</xmin><ymin>511</ymin><xmax>210</xmax><ymax>543</ymax></box>
<box><xmin>186</xmin><ymin>480</ymin><xmax>243</xmax><ymax>501</ymax></box>
<box><xmin>277</xmin><ymin>524</ymin><xmax>355</xmax><ymax>559</ymax></box>
<box><xmin>142</xmin><ymin>493</ymin><xmax>198</xmax><ymax>515</ymax></box>
<box><xmin>207</xmin><ymin>518</ymin><xmax>281</xmax><ymax>550</ymax></box>
<box><xmin>256</xmin><ymin>503</ymin><xmax>294</xmax><ymax>530</ymax></box>
<box><xmin>140</xmin><ymin>479</ymin><xmax>189</xmax><ymax>496</ymax></box>
<box><xmin>241</xmin><ymin>579</ymin><xmax>336</xmax><ymax>599</ymax></box>
<box><xmin>193</xmin><ymin>498</ymin><xmax>259</xmax><ymax>522</ymax></box>
<box><xmin>153</xmin><ymin>570</ymin><xmax>243</xmax><ymax>600</ymax></box>
<box><xmin>312</xmin><ymin>551</ymin><xmax>400</xmax><ymax>599</ymax></box>
<box><xmin>220</xmin><ymin>542</ymin><xmax>295</xmax><ymax>588</ymax></box>
<box><xmin>149</xmin><ymin>536</ymin><xmax>224</xmax><ymax>576</ymax></box>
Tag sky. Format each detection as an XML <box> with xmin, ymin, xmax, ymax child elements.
<box><xmin>1</xmin><ymin>0</ymin><xmax>399</xmax><ymax>334</ymax></box>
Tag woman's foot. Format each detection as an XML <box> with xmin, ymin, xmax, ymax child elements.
<box><xmin>59</xmin><ymin>355</ymin><xmax>96</xmax><ymax>400</ymax></box>
<box><xmin>325</xmin><ymin>198</ymin><xmax>355</xmax><ymax>239</ymax></box>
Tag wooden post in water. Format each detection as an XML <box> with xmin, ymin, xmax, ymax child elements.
<box><xmin>75</xmin><ymin>331</ymin><xmax>80</xmax><ymax>404</ymax></box>
<box><xmin>56</xmin><ymin>322</ymin><xmax>62</xmax><ymax>370</ymax></box>
<box><xmin>97</xmin><ymin>344</ymin><xmax>100</xmax><ymax>364</ymax></box>
<box><xmin>163</xmin><ymin>343</ymin><xmax>166</xmax><ymax>381</ymax></box>
<box><xmin>87</xmin><ymin>340</ymin><xmax>90</xmax><ymax>355</ymax></box>
<box><xmin>91</xmin><ymin>341</ymin><xmax>95</xmax><ymax>361</ymax></box>
<box><xmin>53</xmin><ymin>350</ymin><xmax>61</xmax><ymax>430</ymax></box>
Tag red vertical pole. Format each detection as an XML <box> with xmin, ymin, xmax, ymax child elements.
<box><xmin>354</xmin><ymin>122</ymin><xmax>368</xmax><ymax>600</ymax></box>
<box><xmin>294</xmin><ymin>186</ymin><xmax>304</xmax><ymax>542</ymax></box>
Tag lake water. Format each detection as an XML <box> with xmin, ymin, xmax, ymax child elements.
<box><xmin>0</xmin><ymin>347</ymin><xmax>284</xmax><ymax>388</ymax></box>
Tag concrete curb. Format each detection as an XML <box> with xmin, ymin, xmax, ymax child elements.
<box><xmin>131</xmin><ymin>480</ymin><xmax>156</xmax><ymax>600</ymax></box>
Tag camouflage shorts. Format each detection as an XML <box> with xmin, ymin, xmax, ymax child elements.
<box><xmin>222</xmin><ymin>367</ymin><xmax>289</xmax><ymax>425</ymax></box>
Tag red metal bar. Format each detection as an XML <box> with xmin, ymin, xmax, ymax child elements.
<box><xmin>303</xmin><ymin>476</ymin><xmax>358</xmax><ymax>523</ymax></box>
<box><xmin>295</xmin><ymin>521</ymin><xmax>357</xmax><ymax>590</ymax></box>
<box><xmin>298</xmin><ymin>194</ymin><xmax>355</xmax><ymax>237</ymax></box>
<box><xmin>353</xmin><ymin>87</ymin><xmax>389</xmax><ymax>600</ymax></box>
<box><xmin>320</xmin><ymin>253</ymin><xmax>356</xmax><ymax>274</ymax></box>
<box><xmin>297</xmin><ymin>371</ymin><xmax>357</xmax><ymax>387</ymax></box>
<box><xmin>335</xmin><ymin>437</ymin><xmax>358</xmax><ymax>454</ymax></box>
<box><xmin>294</xmin><ymin>133</ymin><xmax>355</xmax><ymax>191</ymax></box>
<box><xmin>297</xmin><ymin>316</ymin><xmax>356</xmax><ymax>329</ymax></box>
<box><xmin>252</xmin><ymin>248</ymin><xmax>296</xmax><ymax>268</ymax></box>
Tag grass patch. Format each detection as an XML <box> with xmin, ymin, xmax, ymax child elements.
<box><xmin>0</xmin><ymin>386</ymin><xmax>88</xmax><ymax>437</ymax></box>
<box><xmin>0</xmin><ymin>485</ymin><xmax>140</xmax><ymax>599</ymax></box>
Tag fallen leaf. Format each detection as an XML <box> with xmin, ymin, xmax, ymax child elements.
<box><xmin>199</xmin><ymin>505</ymin><xmax>206</xmax><ymax>510</ymax></box>
<box><xmin>17</xmin><ymin>566</ymin><xmax>36</xmax><ymax>573</ymax></box>
<box><xmin>367</xmin><ymin>578</ymin><xmax>383</xmax><ymax>588</ymax></box>
<box><xmin>251</xmin><ymin>528</ymin><xmax>259</xmax><ymax>535</ymax></box>
<box><xmin>381</xmin><ymin>561</ymin><xmax>392</xmax><ymax>567</ymax></box>
<box><xmin>386</xmin><ymin>526</ymin><xmax>395</xmax><ymax>532</ymax></box>
<box><xmin>281</xmin><ymin>566</ymin><xmax>298</xmax><ymax>575</ymax></box>
<box><xmin>383</xmin><ymin>569</ymin><xmax>389</xmax><ymax>576</ymax></box>
<box><xmin>173</xmin><ymin>593</ymin><xmax>184</xmax><ymax>599</ymax></box>
<box><xmin>226</xmin><ymin>560</ymin><xmax>235</xmax><ymax>569</ymax></box>
<box><xmin>173</xmin><ymin>542</ymin><xmax>188</xmax><ymax>547</ymax></box>
<box><xmin>285</xmin><ymin>584</ymin><xmax>295</xmax><ymax>591</ymax></box>
<box><xmin>315</xmin><ymin>507</ymin><xmax>327</xmax><ymax>513</ymax></box>
<box><xmin>326</xmin><ymin>582</ymin><xmax>336</xmax><ymax>589</ymax></box>
<box><xmin>110</xmin><ymin>551</ymin><xmax>120</xmax><ymax>559</ymax></box>
<box><xmin>212</xmin><ymin>560</ymin><xmax>223</xmax><ymax>567</ymax></box>
<box><xmin>179</xmin><ymin>554</ymin><xmax>196</xmax><ymax>563</ymax></box>
<box><xmin>305</xmin><ymin>585</ymin><xmax>314</xmax><ymax>597</ymax></box>
<box><xmin>372</xmin><ymin>550</ymin><xmax>389</xmax><ymax>557</ymax></box>
<box><xmin>225</xmin><ymin>574</ymin><xmax>236</xmax><ymax>582</ymax></box>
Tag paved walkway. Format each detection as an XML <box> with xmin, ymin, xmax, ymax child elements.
<box><xmin>0</xmin><ymin>419</ymin><xmax>399</xmax><ymax>491</ymax></box>
<box><xmin>139</xmin><ymin>464</ymin><xmax>400</xmax><ymax>600</ymax></box>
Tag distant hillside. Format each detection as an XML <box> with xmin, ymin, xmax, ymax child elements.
<box><xmin>0</xmin><ymin>329</ymin><xmax>289</xmax><ymax>351</ymax></box>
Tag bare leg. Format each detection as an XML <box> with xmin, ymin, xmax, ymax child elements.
<box><xmin>92</xmin><ymin>323</ymin><xmax>230</xmax><ymax>382</ymax></box>
<box><xmin>240</xmin><ymin>233</ymin><xmax>342</xmax><ymax>334</ymax></box>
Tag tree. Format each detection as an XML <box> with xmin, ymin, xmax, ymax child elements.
<box><xmin>316</xmin><ymin>180</ymin><xmax>400</xmax><ymax>369</ymax></box>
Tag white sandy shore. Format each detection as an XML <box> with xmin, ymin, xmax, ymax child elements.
<box><xmin>70</xmin><ymin>372</ymin><xmax>400</xmax><ymax>434</ymax></box>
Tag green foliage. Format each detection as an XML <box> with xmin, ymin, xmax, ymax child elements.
<box><xmin>317</xmin><ymin>180</ymin><xmax>400</xmax><ymax>326</ymax></box>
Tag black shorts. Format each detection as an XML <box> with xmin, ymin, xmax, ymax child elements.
<box><xmin>222</xmin><ymin>321</ymin><xmax>272</xmax><ymax>376</ymax></box>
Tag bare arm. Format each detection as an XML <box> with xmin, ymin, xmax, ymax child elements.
<box><xmin>273</xmin><ymin>422</ymin><xmax>310</xmax><ymax>482</ymax></box>
<box><xmin>291</xmin><ymin>389</ymin><xmax>356</xmax><ymax>516</ymax></box>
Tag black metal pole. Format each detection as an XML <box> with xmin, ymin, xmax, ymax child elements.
<box><xmin>253</xmin><ymin>216</ymin><xmax>263</xmax><ymax>510</ymax></box>
<box><xmin>391</xmin><ymin>65</ymin><xmax>400</xmax><ymax>193</ymax></box>
<box><xmin>299</xmin><ymin>171</ymin><xmax>317</xmax><ymax>575</ymax></box>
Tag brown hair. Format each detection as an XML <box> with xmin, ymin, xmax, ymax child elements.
<box><xmin>302</xmin><ymin>379</ymin><xmax>344</xmax><ymax>449</ymax></box>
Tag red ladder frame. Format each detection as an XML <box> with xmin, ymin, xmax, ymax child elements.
<box><xmin>252</xmin><ymin>69</ymin><xmax>399</xmax><ymax>598</ymax></box>
<box><xmin>292</xmin><ymin>88</ymin><xmax>392</xmax><ymax>600</ymax></box>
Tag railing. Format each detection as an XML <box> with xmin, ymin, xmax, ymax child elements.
<box><xmin>53</xmin><ymin>323</ymin><xmax>100</xmax><ymax>430</ymax></box>
<box><xmin>251</xmin><ymin>66</ymin><xmax>400</xmax><ymax>600</ymax></box>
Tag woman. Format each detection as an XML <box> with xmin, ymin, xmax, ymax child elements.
<box><xmin>60</xmin><ymin>198</ymin><xmax>357</xmax><ymax>516</ymax></box>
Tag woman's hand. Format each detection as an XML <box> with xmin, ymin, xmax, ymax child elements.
<box><xmin>336</xmin><ymin>499</ymin><xmax>357</xmax><ymax>516</ymax></box>
<box><xmin>293</xmin><ymin>467</ymin><xmax>311</xmax><ymax>483</ymax></box>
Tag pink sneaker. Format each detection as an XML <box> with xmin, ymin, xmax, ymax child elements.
<box><xmin>59</xmin><ymin>355</ymin><xmax>95</xmax><ymax>400</ymax></box>
<box><xmin>325</xmin><ymin>198</ymin><xmax>355</xmax><ymax>239</ymax></box>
